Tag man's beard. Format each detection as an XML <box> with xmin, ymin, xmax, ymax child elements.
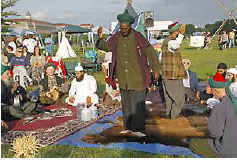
<box><xmin>76</xmin><ymin>74</ymin><xmax>84</xmax><ymax>82</ymax></box>
<box><xmin>120</xmin><ymin>29</ymin><xmax>131</xmax><ymax>37</ymax></box>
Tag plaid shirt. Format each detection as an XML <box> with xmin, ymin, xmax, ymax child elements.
<box><xmin>161</xmin><ymin>37</ymin><xmax>187</xmax><ymax>80</ymax></box>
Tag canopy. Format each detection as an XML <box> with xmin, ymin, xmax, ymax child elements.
<box><xmin>58</xmin><ymin>25</ymin><xmax>91</xmax><ymax>34</ymax></box>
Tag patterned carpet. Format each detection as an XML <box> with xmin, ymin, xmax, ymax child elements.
<box><xmin>2</xmin><ymin>103</ymin><xmax>121</xmax><ymax>146</ymax></box>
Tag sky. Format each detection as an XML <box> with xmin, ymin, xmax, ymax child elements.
<box><xmin>9</xmin><ymin>0</ymin><xmax>237</xmax><ymax>28</ymax></box>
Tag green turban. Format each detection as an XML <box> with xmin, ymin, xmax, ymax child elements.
<box><xmin>1</xmin><ymin>65</ymin><xmax>10</xmax><ymax>75</ymax></box>
<box><xmin>226</xmin><ymin>84</ymin><xmax>237</xmax><ymax>113</ymax></box>
<box><xmin>117</xmin><ymin>9</ymin><xmax>135</xmax><ymax>25</ymax></box>
<box><xmin>169</xmin><ymin>24</ymin><xmax>182</xmax><ymax>33</ymax></box>
<box><xmin>44</xmin><ymin>63</ymin><xmax>56</xmax><ymax>70</ymax></box>
<box><xmin>208</xmin><ymin>78</ymin><xmax>229</xmax><ymax>88</ymax></box>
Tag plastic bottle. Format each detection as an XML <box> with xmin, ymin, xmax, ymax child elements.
<box><xmin>90</xmin><ymin>105</ymin><xmax>98</xmax><ymax>119</ymax></box>
<box><xmin>80</xmin><ymin>104</ymin><xmax>92</xmax><ymax>122</ymax></box>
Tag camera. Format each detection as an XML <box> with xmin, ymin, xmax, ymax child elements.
<box><xmin>15</xmin><ymin>86</ymin><xmax>22</xmax><ymax>94</ymax></box>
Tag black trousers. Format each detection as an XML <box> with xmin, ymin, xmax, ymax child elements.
<box><xmin>120</xmin><ymin>89</ymin><xmax>146</xmax><ymax>132</ymax></box>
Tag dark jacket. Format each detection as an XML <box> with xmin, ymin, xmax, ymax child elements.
<box><xmin>39</xmin><ymin>75</ymin><xmax>64</xmax><ymax>92</ymax></box>
<box><xmin>97</xmin><ymin>29</ymin><xmax>160</xmax><ymax>89</ymax></box>
<box><xmin>1</xmin><ymin>80</ymin><xmax>14</xmax><ymax>105</ymax></box>
<box><xmin>188</xmin><ymin>70</ymin><xmax>203</xmax><ymax>92</ymax></box>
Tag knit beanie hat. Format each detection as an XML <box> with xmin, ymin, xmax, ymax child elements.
<box><xmin>208</xmin><ymin>72</ymin><xmax>227</xmax><ymax>88</ymax></box>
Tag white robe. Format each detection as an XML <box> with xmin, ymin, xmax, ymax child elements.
<box><xmin>65</xmin><ymin>74</ymin><xmax>99</xmax><ymax>106</ymax></box>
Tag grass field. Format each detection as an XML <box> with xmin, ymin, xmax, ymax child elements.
<box><xmin>1</xmin><ymin>40</ymin><xmax>237</xmax><ymax>158</ymax></box>
<box><xmin>181</xmin><ymin>39</ymin><xmax>237</xmax><ymax>80</ymax></box>
<box><xmin>1</xmin><ymin>144</ymin><xmax>190</xmax><ymax>158</ymax></box>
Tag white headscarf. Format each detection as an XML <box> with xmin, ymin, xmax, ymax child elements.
<box><xmin>228</xmin><ymin>65</ymin><xmax>237</xmax><ymax>97</ymax></box>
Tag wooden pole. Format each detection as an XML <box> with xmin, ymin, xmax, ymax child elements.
<box><xmin>210</xmin><ymin>19</ymin><xmax>228</xmax><ymax>42</ymax></box>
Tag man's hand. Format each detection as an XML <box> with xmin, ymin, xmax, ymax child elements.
<box><xmin>179</xmin><ymin>24</ymin><xmax>186</xmax><ymax>35</ymax></box>
<box><xmin>86</xmin><ymin>96</ymin><xmax>92</xmax><ymax>106</ymax></box>
<box><xmin>69</xmin><ymin>96</ymin><xmax>75</xmax><ymax>103</ymax></box>
<box><xmin>11</xmin><ymin>81</ymin><xmax>19</xmax><ymax>93</ymax></box>
<box><xmin>112</xmin><ymin>90</ymin><xmax>120</xmax><ymax>97</ymax></box>
<box><xmin>97</xmin><ymin>27</ymin><xmax>103</xmax><ymax>40</ymax></box>
<box><xmin>1</xmin><ymin>120</ymin><xmax>8</xmax><ymax>129</ymax></box>
<box><xmin>154</xmin><ymin>72</ymin><xmax>159</xmax><ymax>82</ymax></box>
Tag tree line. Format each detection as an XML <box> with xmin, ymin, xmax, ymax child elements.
<box><xmin>185</xmin><ymin>19</ymin><xmax>237</xmax><ymax>36</ymax></box>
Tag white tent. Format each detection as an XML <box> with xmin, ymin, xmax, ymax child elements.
<box><xmin>55</xmin><ymin>31</ymin><xmax>77</xmax><ymax>58</ymax></box>
<box><xmin>147</xmin><ymin>21</ymin><xmax>173</xmax><ymax>31</ymax></box>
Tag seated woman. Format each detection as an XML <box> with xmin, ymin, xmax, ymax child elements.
<box><xmin>226</xmin><ymin>66</ymin><xmax>237</xmax><ymax>97</ymax></box>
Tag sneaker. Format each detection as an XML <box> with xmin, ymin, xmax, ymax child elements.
<box><xmin>145</xmin><ymin>100</ymin><xmax>152</xmax><ymax>105</ymax></box>
<box><xmin>131</xmin><ymin>131</ymin><xmax>146</xmax><ymax>137</ymax></box>
<box><xmin>120</xmin><ymin>130</ymin><xmax>132</xmax><ymax>134</ymax></box>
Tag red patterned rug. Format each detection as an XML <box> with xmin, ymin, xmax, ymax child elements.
<box><xmin>7</xmin><ymin>105</ymin><xmax>76</xmax><ymax>131</ymax></box>
<box><xmin>2</xmin><ymin>104</ymin><xmax>121</xmax><ymax>146</ymax></box>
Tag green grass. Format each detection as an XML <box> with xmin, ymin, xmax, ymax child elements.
<box><xmin>181</xmin><ymin>39</ymin><xmax>237</xmax><ymax>81</ymax></box>
<box><xmin>1</xmin><ymin>144</ymin><xmax>189</xmax><ymax>158</ymax></box>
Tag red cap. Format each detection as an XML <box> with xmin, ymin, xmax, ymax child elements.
<box><xmin>212</xmin><ymin>72</ymin><xmax>226</xmax><ymax>82</ymax></box>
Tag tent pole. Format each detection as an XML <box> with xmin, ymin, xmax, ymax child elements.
<box><xmin>58</xmin><ymin>32</ymin><xmax>61</xmax><ymax>45</ymax></box>
<box><xmin>91</xmin><ymin>32</ymin><xmax>95</xmax><ymax>50</ymax></box>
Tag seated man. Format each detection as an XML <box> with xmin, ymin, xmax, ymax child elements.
<box><xmin>39</xmin><ymin>63</ymin><xmax>67</xmax><ymax>105</ymax></box>
<box><xmin>216</xmin><ymin>62</ymin><xmax>227</xmax><ymax>79</ymax></box>
<box><xmin>182</xmin><ymin>59</ymin><xmax>204</xmax><ymax>103</ymax></box>
<box><xmin>189</xmin><ymin>73</ymin><xmax>237</xmax><ymax>157</ymax></box>
<box><xmin>65</xmin><ymin>63</ymin><xmax>99</xmax><ymax>106</ymax></box>
<box><xmin>46</xmin><ymin>56</ymin><xmax>66</xmax><ymax>79</ymax></box>
<box><xmin>102</xmin><ymin>61</ymin><xmax>121</xmax><ymax>102</ymax></box>
<box><xmin>1</xmin><ymin>67</ymin><xmax>37</xmax><ymax>119</ymax></box>
<box><xmin>197</xmin><ymin>85</ymin><xmax>213</xmax><ymax>105</ymax></box>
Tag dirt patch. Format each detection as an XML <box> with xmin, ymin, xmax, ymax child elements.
<box><xmin>82</xmin><ymin>114</ymin><xmax>208</xmax><ymax>147</ymax></box>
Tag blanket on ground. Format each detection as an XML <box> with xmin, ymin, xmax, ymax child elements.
<box><xmin>2</xmin><ymin>103</ymin><xmax>121</xmax><ymax>146</ymax></box>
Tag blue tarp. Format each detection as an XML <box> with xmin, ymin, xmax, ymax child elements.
<box><xmin>56</xmin><ymin>110</ymin><xmax>201</xmax><ymax>157</ymax></box>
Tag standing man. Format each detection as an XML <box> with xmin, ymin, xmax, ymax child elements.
<box><xmin>96</xmin><ymin>10</ymin><xmax>160</xmax><ymax>137</ymax></box>
<box><xmin>229</xmin><ymin>30</ymin><xmax>235</xmax><ymax>48</ymax></box>
<box><xmin>161</xmin><ymin>22</ymin><xmax>187</xmax><ymax>119</ymax></box>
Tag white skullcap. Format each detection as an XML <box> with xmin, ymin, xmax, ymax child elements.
<box><xmin>227</xmin><ymin>65</ymin><xmax>237</xmax><ymax>75</ymax></box>
<box><xmin>75</xmin><ymin>63</ymin><xmax>84</xmax><ymax>72</ymax></box>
